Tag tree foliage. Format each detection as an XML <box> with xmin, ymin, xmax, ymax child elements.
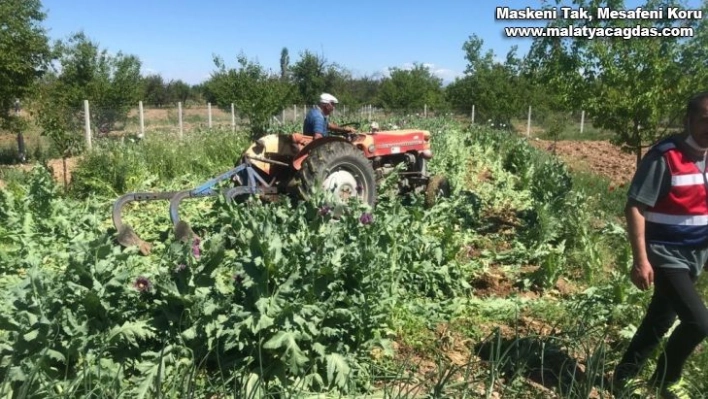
<box><xmin>0</xmin><ymin>0</ymin><xmax>51</xmax><ymax>128</ymax></box>
<box><xmin>44</xmin><ymin>32</ymin><xmax>143</xmax><ymax>131</ymax></box>
<box><xmin>141</xmin><ymin>74</ymin><xmax>169</xmax><ymax>107</ymax></box>
<box><xmin>203</xmin><ymin>54</ymin><xmax>295</xmax><ymax>139</ymax></box>
<box><xmin>0</xmin><ymin>0</ymin><xmax>51</xmax><ymax>162</ymax></box>
<box><xmin>528</xmin><ymin>0</ymin><xmax>708</xmax><ymax>165</ymax></box>
<box><xmin>377</xmin><ymin>63</ymin><xmax>445</xmax><ymax>115</ymax></box>
<box><xmin>447</xmin><ymin>35</ymin><xmax>529</xmax><ymax>125</ymax></box>
<box><xmin>290</xmin><ymin>50</ymin><xmax>329</xmax><ymax>105</ymax></box>
<box><xmin>140</xmin><ymin>75</ymin><xmax>195</xmax><ymax>107</ymax></box>
<box><xmin>279</xmin><ymin>47</ymin><xmax>290</xmax><ymax>81</ymax></box>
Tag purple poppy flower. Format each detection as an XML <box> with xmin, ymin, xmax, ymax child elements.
<box><xmin>192</xmin><ymin>237</ymin><xmax>201</xmax><ymax>259</ymax></box>
<box><xmin>359</xmin><ymin>212</ymin><xmax>374</xmax><ymax>225</ymax></box>
<box><xmin>133</xmin><ymin>276</ymin><xmax>152</xmax><ymax>293</ymax></box>
<box><xmin>319</xmin><ymin>205</ymin><xmax>331</xmax><ymax>216</ymax></box>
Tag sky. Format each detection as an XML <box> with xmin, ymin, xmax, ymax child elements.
<box><xmin>39</xmin><ymin>0</ymin><xmax>704</xmax><ymax>86</ymax></box>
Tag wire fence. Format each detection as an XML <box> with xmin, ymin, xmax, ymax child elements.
<box><xmin>0</xmin><ymin>99</ymin><xmax>607</xmax><ymax>165</ymax></box>
<box><xmin>73</xmin><ymin>100</ymin><xmax>601</xmax><ymax>147</ymax></box>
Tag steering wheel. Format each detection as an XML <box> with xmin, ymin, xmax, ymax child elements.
<box><xmin>339</xmin><ymin>121</ymin><xmax>361</xmax><ymax>131</ymax></box>
<box><xmin>328</xmin><ymin>121</ymin><xmax>362</xmax><ymax>139</ymax></box>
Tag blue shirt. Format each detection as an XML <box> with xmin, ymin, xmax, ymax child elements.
<box><xmin>303</xmin><ymin>107</ymin><xmax>328</xmax><ymax>136</ymax></box>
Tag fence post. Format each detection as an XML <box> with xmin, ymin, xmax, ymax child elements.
<box><xmin>84</xmin><ymin>100</ymin><xmax>92</xmax><ymax>150</ymax></box>
<box><xmin>208</xmin><ymin>103</ymin><xmax>213</xmax><ymax>128</ymax></box>
<box><xmin>139</xmin><ymin>100</ymin><xmax>145</xmax><ymax>138</ymax></box>
<box><xmin>580</xmin><ymin>110</ymin><xmax>585</xmax><ymax>134</ymax></box>
<box><xmin>424</xmin><ymin>104</ymin><xmax>428</xmax><ymax>118</ymax></box>
<box><xmin>471</xmin><ymin>105</ymin><xmax>475</xmax><ymax>124</ymax></box>
<box><xmin>526</xmin><ymin>105</ymin><xmax>532</xmax><ymax>137</ymax></box>
<box><xmin>293</xmin><ymin>104</ymin><xmax>297</xmax><ymax>122</ymax></box>
<box><xmin>231</xmin><ymin>103</ymin><xmax>235</xmax><ymax>132</ymax></box>
<box><xmin>178</xmin><ymin>102</ymin><xmax>183</xmax><ymax>139</ymax></box>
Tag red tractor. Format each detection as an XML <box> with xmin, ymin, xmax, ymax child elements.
<box><xmin>113</xmin><ymin>122</ymin><xmax>451</xmax><ymax>254</ymax></box>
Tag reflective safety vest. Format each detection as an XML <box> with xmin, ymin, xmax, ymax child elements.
<box><xmin>644</xmin><ymin>138</ymin><xmax>708</xmax><ymax>247</ymax></box>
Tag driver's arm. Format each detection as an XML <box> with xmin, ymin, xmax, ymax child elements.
<box><xmin>328</xmin><ymin>122</ymin><xmax>355</xmax><ymax>134</ymax></box>
<box><xmin>310</xmin><ymin>113</ymin><xmax>326</xmax><ymax>139</ymax></box>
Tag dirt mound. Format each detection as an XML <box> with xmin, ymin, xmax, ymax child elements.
<box><xmin>528</xmin><ymin>138</ymin><xmax>640</xmax><ymax>186</ymax></box>
<box><xmin>46</xmin><ymin>157</ymin><xmax>78</xmax><ymax>185</ymax></box>
<box><xmin>0</xmin><ymin>157</ymin><xmax>79</xmax><ymax>188</ymax></box>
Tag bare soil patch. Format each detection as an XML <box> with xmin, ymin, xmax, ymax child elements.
<box><xmin>0</xmin><ymin>156</ymin><xmax>80</xmax><ymax>188</ymax></box>
<box><xmin>528</xmin><ymin>138</ymin><xmax>640</xmax><ymax>186</ymax></box>
<box><xmin>47</xmin><ymin>157</ymin><xmax>79</xmax><ymax>186</ymax></box>
<box><xmin>471</xmin><ymin>271</ymin><xmax>515</xmax><ymax>298</ymax></box>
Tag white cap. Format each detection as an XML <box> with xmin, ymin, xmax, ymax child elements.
<box><xmin>319</xmin><ymin>93</ymin><xmax>338</xmax><ymax>104</ymax></box>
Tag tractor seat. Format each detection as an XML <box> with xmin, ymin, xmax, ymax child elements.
<box><xmin>290</xmin><ymin>133</ymin><xmax>313</xmax><ymax>152</ymax></box>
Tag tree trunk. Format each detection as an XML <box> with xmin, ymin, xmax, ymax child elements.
<box><xmin>16</xmin><ymin>131</ymin><xmax>26</xmax><ymax>163</ymax></box>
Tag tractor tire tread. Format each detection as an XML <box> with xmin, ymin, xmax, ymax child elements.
<box><xmin>295</xmin><ymin>141</ymin><xmax>376</xmax><ymax>206</ymax></box>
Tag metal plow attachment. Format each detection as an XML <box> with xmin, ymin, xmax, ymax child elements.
<box><xmin>112</xmin><ymin>159</ymin><xmax>278</xmax><ymax>255</ymax></box>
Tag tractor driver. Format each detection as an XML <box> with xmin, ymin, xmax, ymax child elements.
<box><xmin>303</xmin><ymin>93</ymin><xmax>356</xmax><ymax>139</ymax></box>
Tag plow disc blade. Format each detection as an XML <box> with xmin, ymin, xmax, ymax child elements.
<box><xmin>174</xmin><ymin>220</ymin><xmax>197</xmax><ymax>243</ymax></box>
<box><xmin>116</xmin><ymin>224</ymin><xmax>153</xmax><ymax>256</ymax></box>
<box><xmin>111</xmin><ymin>164</ymin><xmax>279</xmax><ymax>255</ymax></box>
<box><xmin>112</xmin><ymin>191</ymin><xmax>182</xmax><ymax>255</ymax></box>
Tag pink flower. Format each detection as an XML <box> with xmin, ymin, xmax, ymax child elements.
<box><xmin>319</xmin><ymin>205</ymin><xmax>331</xmax><ymax>216</ymax></box>
<box><xmin>359</xmin><ymin>212</ymin><xmax>374</xmax><ymax>225</ymax></box>
<box><xmin>192</xmin><ymin>237</ymin><xmax>201</xmax><ymax>259</ymax></box>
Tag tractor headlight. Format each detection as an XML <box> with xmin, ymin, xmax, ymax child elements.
<box><xmin>368</xmin><ymin>144</ymin><xmax>375</xmax><ymax>153</ymax></box>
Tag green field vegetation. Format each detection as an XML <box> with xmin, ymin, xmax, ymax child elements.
<box><xmin>4</xmin><ymin>116</ymin><xmax>708</xmax><ymax>398</ymax></box>
<box><xmin>1</xmin><ymin>0</ymin><xmax>707</xmax><ymax>396</ymax></box>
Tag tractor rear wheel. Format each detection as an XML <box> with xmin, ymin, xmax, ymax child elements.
<box><xmin>296</xmin><ymin>141</ymin><xmax>376</xmax><ymax>207</ymax></box>
<box><xmin>425</xmin><ymin>174</ymin><xmax>451</xmax><ymax>208</ymax></box>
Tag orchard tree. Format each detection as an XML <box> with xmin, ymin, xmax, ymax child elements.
<box><xmin>290</xmin><ymin>50</ymin><xmax>328</xmax><ymax>104</ymax></box>
<box><xmin>279</xmin><ymin>47</ymin><xmax>290</xmax><ymax>81</ymax></box>
<box><xmin>34</xmin><ymin>74</ymin><xmax>82</xmax><ymax>190</ymax></box>
<box><xmin>315</xmin><ymin>64</ymin><xmax>365</xmax><ymax>115</ymax></box>
<box><xmin>346</xmin><ymin>74</ymin><xmax>383</xmax><ymax>108</ymax></box>
<box><xmin>0</xmin><ymin>0</ymin><xmax>51</xmax><ymax>162</ymax></box>
<box><xmin>530</xmin><ymin>0</ymin><xmax>708</xmax><ymax>166</ymax></box>
<box><xmin>141</xmin><ymin>74</ymin><xmax>169</xmax><ymax>107</ymax></box>
<box><xmin>377</xmin><ymin>63</ymin><xmax>446</xmax><ymax>115</ymax></box>
<box><xmin>166</xmin><ymin>79</ymin><xmax>193</xmax><ymax>104</ymax></box>
<box><xmin>204</xmin><ymin>53</ymin><xmax>295</xmax><ymax>139</ymax></box>
<box><xmin>46</xmin><ymin>32</ymin><xmax>143</xmax><ymax>132</ymax></box>
<box><xmin>447</xmin><ymin>35</ymin><xmax>529</xmax><ymax>126</ymax></box>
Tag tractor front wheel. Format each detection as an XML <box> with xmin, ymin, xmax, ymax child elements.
<box><xmin>425</xmin><ymin>174</ymin><xmax>452</xmax><ymax>208</ymax></box>
<box><xmin>296</xmin><ymin>141</ymin><xmax>377</xmax><ymax>207</ymax></box>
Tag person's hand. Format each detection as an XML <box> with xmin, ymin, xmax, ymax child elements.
<box><xmin>344</xmin><ymin>126</ymin><xmax>357</xmax><ymax>134</ymax></box>
<box><xmin>630</xmin><ymin>260</ymin><xmax>654</xmax><ymax>290</ymax></box>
